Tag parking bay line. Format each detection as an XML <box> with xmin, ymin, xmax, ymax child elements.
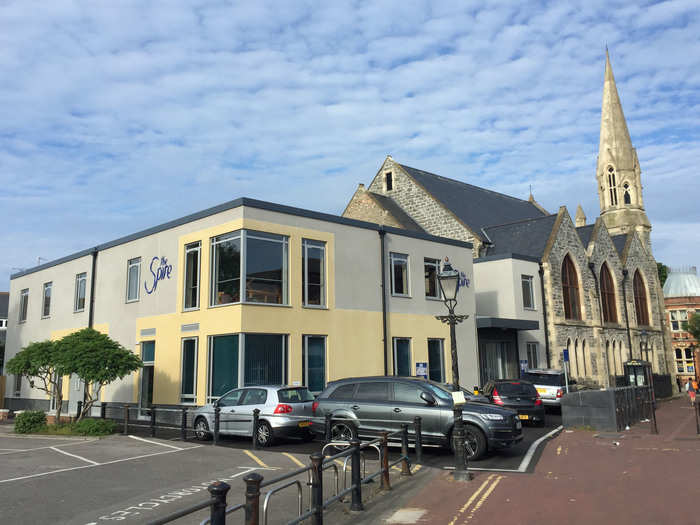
<box><xmin>128</xmin><ymin>435</ymin><xmax>183</xmax><ymax>450</ymax></box>
<box><xmin>0</xmin><ymin>439</ymin><xmax>99</xmax><ymax>456</ymax></box>
<box><xmin>282</xmin><ymin>452</ymin><xmax>305</xmax><ymax>468</ymax></box>
<box><xmin>243</xmin><ymin>449</ymin><xmax>269</xmax><ymax>468</ymax></box>
<box><xmin>50</xmin><ymin>446</ymin><xmax>99</xmax><ymax>465</ymax></box>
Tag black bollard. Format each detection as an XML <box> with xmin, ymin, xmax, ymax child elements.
<box><xmin>252</xmin><ymin>408</ymin><xmax>260</xmax><ymax>449</ymax></box>
<box><xmin>123</xmin><ymin>405</ymin><xmax>129</xmax><ymax>434</ymax></box>
<box><xmin>181</xmin><ymin>407</ymin><xmax>188</xmax><ymax>441</ymax></box>
<box><xmin>310</xmin><ymin>452</ymin><xmax>324</xmax><ymax>525</ymax></box>
<box><xmin>380</xmin><ymin>431</ymin><xmax>391</xmax><ymax>491</ymax></box>
<box><xmin>414</xmin><ymin>416</ymin><xmax>423</xmax><ymax>464</ymax></box>
<box><xmin>350</xmin><ymin>438</ymin><xmax>363</xmax><ymax>512</ymax></box>
<box><xmin>150</xmin><ymin>407</ymin><xmax>156</xmax><ymax>437</ymax></box>
<box><xmin>400</xmin><ymin>424</ymin><xmax>411</xmax><ymax>476</ymax></box>
<box><xmin>208</xmin><ymin>481</ymin><xmax>231</xmax><ymax>525</ymax></box>
<box><xmin>100</xmin><ymin>402</ymin><xmax>106</xmax><ymax>420</ymax></box>
<box><xmin>244</xmin><ymin>472</ymin><xmax>263</xmax><ymax>525</ymax></box>
<box><xmin>213</xmin><ymin>405</ymin><xmax>221</xmax><ymax>446</ymax></box>
<box><xmin>324</xmin><ymin>413</ymin><xmax>332</xmax><ymax>443</ymax></box>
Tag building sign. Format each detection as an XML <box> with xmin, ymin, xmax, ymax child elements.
<box><xmin>145</xmin><ymin>256</ymin><xmax>173</xmax><ymax>294</ymax></box>
<box><xmin>415</xmin><ymin>362</ymin><xmax>428</xmax><ymax>379</ymax></box>
<box><xmin>457</xmin><ymin>271</ymin><xmax>471</xmax><ymax>291</ymax></box>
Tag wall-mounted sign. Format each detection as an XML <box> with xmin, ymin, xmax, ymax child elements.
<box><xmin>457</xmin><ymin>271</ymin><xmax>470</xmax><ymax>291</ymax></box>
<box><xmin>415</xmin><ymin>362</ymin><xmax>428</xmax><ymax>379</ymax></box>
<box><xmin>145</xmin><ymin>256</ymin><xmax>173</xmax><ymax>294</ymax></box>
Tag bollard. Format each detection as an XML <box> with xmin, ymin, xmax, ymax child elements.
<box><xmin>380</xmin><ymin>431</ymin><xmax>391</xmax><ymax>491</ymax></box>
<box><xmin>181</xmin><ymin>407</ymin><xmax>188</xmax><ymax>441</ymax></box>
<box><xmin>100</xmin><ymin>402</ymin><xmax>106</xmax><ymax>420</ymax></box>
<box><xmin>310</xmin><ymin>452</ymin><xmax>324</xmax><ymax>525</ymax></box>
<box><xmin>213</xmin><ymin>405</ymin><xmax>221</xmax><ymax>446</ymax></box>
<box><xmin>208</xmin><ymin>480</ymin><xmax>231</xmax><ymax>525</ymax></box>
<box><xmin>76</xmin><ymin>401</ymin><xmax>83</xmax><ymax>420</ymax></box>
<box><xmin>243</xmin><ymin>472</ymin><xmax>263</xmax><ymax>525</ymax></box>
<box><xmin>413</xmin><ymin>416</ymin><xmax>423</xmax><ymax>464</ymax></box>
<box><xmin>252</xmin><ymin>408</ymin><xmax>260</xmax><ymax>449</ymax></box>
<box><xmin>324</xmin><ymin>413</ymin><xmax>332</xmax><ymax>443</ymax></box>
<box><xmin>150</xmin><ymin>407</ymin><xmax>157</xmax><ymax>437</ymax></box>
<box><xmin>350</xmin><ymin>438</ymin><xmax>363</xmax><ymax>512</ymax></box>
<box><xmin>123</xmin><ymin>405</ymin><xmax>129</xmax><ymax>434</ymax></box>
<box><xmin>400</xmin><ymin>424</ymin><xmax>411</xmax><ymax>476</ymax></box>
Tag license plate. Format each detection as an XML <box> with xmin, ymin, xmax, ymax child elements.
<box><xmin>298</xmin><ymin>421</ymin><xmax>311</xmax><ymax>428</ymax></box>
<box><xmin>518</xmin><ymin>414</ymin><xmax>529</xmax><ymax>420</ymax></box>
<box><xmin>536</xmin><ymin>388</ymin><xmax>547</xmax><ymax>394</ymax></box>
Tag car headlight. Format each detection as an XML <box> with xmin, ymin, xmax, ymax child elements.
<box><xmin>480</xmin><ymin>413</ymin><xmax>505</xmax><ymax>421</ymax></box>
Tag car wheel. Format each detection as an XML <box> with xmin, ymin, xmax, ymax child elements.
<box><xmin>330</xmin><ymin>420</ymin><xmax>357</xmax><ymax>451</ymax></box>
<box><xmin>451</xmin><ymin>425</ymin><xmax>487</xmax><ymax>461</ymax></box>
<box><xmin>256</xmin><ymin>421</ymin><xmax>274</xmax><ymax>447</ymax></box>
<box><xmin>194</xmin><ymin>417</ymin><xmax>211</xmax><ymax>441</ymax></box>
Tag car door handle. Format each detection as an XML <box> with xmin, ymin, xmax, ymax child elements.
<box><xmin>351</xmin><ymin>405</ymin><xmax>360</xmax><ymax>411</ymax></box>
<box><xmin>393</xmin><ymin>408</ymin><xmax>401</xmax><ymax>413</ymax></box>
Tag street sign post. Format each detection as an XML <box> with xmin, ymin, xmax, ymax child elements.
<box><xmin>562</xmin><ymin>349</ymin><xmax>570</xmax><ymax>394</ymax></box>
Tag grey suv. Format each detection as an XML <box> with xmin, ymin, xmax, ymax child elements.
<box><xmin>311</xmin><ymin>376</ymin><xmax>523</xmax><ymax>460</ymax></box>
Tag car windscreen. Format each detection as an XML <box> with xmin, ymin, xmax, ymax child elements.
<box><xmin>277</xmin><ymin>388</ymin><xmax>315</xmax><ymax>403</ymax></box>
<box><xmin>495</xmin><ymin>382</ymin><xmax>537</xmax><ymax>396</ymax></box>
<box><xmin>521</xmin><ymin>373</ymin><xmax>563</xmax><ymax>386</ymax></box>
<box><xmin>423</xmin><ymin>383</ymin><xmax>453</xmax><ymax>401</ymax></box>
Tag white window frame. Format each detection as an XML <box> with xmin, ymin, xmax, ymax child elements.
<box><xmin>526</xmin><ymin>342</ymin><xmax>538</xmax><ymax>369</ymax></box>
<box><xmin>0</xmin><ymin>319</ymin><xmax>6</xmax><ymax>328</ymax></box>
<box><xmin>424</xmin><ymin>258</ymin><xmax>440</xmax><ymax>299</ymax></box>
<box><xmin>392</xmin><ymin>337</ymin><xmax>412</xmax><ymax>376</ymax></box>
<box><xmin>184</xmin><ymin>241</ymin><xmax>201</xmax><ymax>311</ymax></box>
<box><xmin>74</xmin><ymin>272</ymin><xmax>87</xmax><ymax>312</ymax></box>
<box><xmin>427</xmin><ymin>338</ymin><xmax>445</xmax><ymax>382</ymax></box>
<box><xmin>303</xmin><ymin>334</ymin><xmax>327</xmax><ymax>394</ymax></box>
<box><xmin>390</xmin><ymin>253</ymin><xmax>410</xmax><ymax>297</ymax></box>
<box><xmin>180</xmin><ymin>337</ymin><xmax>198</xmax><ymax>404</ymax></box>
<box><xmin>41</xmin><ymin>282</ymin><xmax>52</xmax><ymax>319</ymax></box>
<box><xmin>126</xmin><ymin>257</ymin><xmax>141</xmax><ymax>303</ymax></box>
<box><xmin>521</xmin><ymin>275</ymin><xmax>535</xmax><ymax>310</ymax></box>
<box><xmin>19</xmin><ymin>288</ymin><xmax>29</xmax><ymax>323</ymax></box>
<box><xmin>302</xmin><ymin>239</ymin><xmax>326</xmax><ymax>308</ymax></box>
<box><xmin>670</xmin><ymin>310</ymin><xmax>688</xmax><ymax>332</ymax></box>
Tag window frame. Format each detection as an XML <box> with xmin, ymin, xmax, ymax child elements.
<box><xmin>526</xmin><ymin>342</ymin><xmax>538</xmax><ymax>369</ymax></box>
<box><xmin>41</xmin><ymin>282</ymin><xmax>52</xmax><ymax>319</ymax></box>
<box><xmin>561</xmin><ymin>255</ymin><xmax>581</xmax><ymax>320</ymax></box>
<box><xmin>521</xmin><ymin>274</ymin><xmax>535</xmax><ymax>310</ymax></box>
<box><xmin>390</xmin><ymin>252</ymin><xmax>410</xmax><ymax>297</ymax></box>
<box><xmin>670</xmin><ymin>310</ymin><xmax>688</xmax><ymax>332</ymax></box>
<box><xmin>302</xmin><ymin>334</ymin><xmax>327</xmax><ymax>394</ymax></box>
<box><xmin>126</xmin><ymin>257</ymin><xmax>141</xmax><ymax>303</ymax></box>
<box><xmin>184</xmin><ymin>241</ymin><xmax>201</xmax><ymax>311</ymax></box>
<box><xmin>13</xmin><ymin>374</ymin><xmax>22</xmax><ymax>396</ymax></box>
<box><xmin>180</xmin><ymin>337</ymin><xmax>198</xmax><ymax>405</ymax></box>
<box><xmin>302</xmin><ymin>239</ymin><xmax>326</xmax><ymax>308</ymax></box>
<box><xmin>424</xmin><ymin>258</ymin><xmax>440</xmax><ymax>300</ymax></box>
<box><xmin>600</xmin><ymin>263</ymin><xmax>618</xmax><ymax>324</ymax></box>
<box><xmin>385</xmin><ymin>171</ymin><xmax>393</xmax><ymax>191</ymax></box>
<box><xmin>392</xmin><ymin>337</ymin><xmax>412</xmax><ymax>376</ymax></box>
<box><xmin>74</xmin><ymin>272</ymin><xmax>87</xmax><ymax>313</ymax></box>
<box><xmin>19</xmin><ymin>288</ymin><xmax>29</xmax><ymax>323</ymax></box>
<box><xmin>427</xmin><ymin>338</ymin><xmax>445</xmax><ymax>382</ymax></box>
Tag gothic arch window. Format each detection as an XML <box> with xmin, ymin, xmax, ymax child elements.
<box><xmin>562</xmin><ymin>255</ymin><xmax>582</xmax><ymax>320</ymax></box>
<box><xmin>581</xmin><ymin>339</ymin><xmax>587</xmax><ymax>377</ymax></box>
<box><xmin>617</xmin><ymin>342</ymin><xmax>625</xmax><ymax>375</ymax></box>
<box><xmin>607</xmin><ymin>165</ymin><xmax>618</xmax><ymax>206</ymax></box>
<box><xmin>606</xmin><ymin>341</ymin><xmax>614</xmax><ymax>379</ymax></box>
<box><xmin>574</xmin><ymin>339</ymin><xmax>580</xmax><ymax>377</ymax></box>
<box><xmin>600</xmin><ymin>263</ymin><xmax>618</xmax><ymax>323</ymax></box>
<box><xmin>623</xmin><ymin>182</ymin><xmax>631</xmax><ymax>205</ymax></box>
<box><xmin>633</xmin><ymin>270</ymin><xmax>650</xmax><ymax>326</ymax></box>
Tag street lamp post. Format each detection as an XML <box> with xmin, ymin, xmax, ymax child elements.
<box><xmin>435</xmin><ymin>257</ymin><xmax>471</xmax><ymax>481</ymax></box>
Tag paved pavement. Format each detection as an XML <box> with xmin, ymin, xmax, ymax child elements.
<box><xmin>358</xmin><ymin>396</ymin><xmax>700</xmax><ymax>525</ymax></box>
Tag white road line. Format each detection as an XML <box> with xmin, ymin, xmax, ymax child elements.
<box><xmin>50</xmin><ymin>446</ymin><xmax>100</xmax><ymax>465</ymax></box>
<box><xmin>128</xmin><ymin>435</ymin><xmax>183</xmax><ymax>450</ymax></box>
<box><xmin>0</xmin><ymin>440</ymin><xmax>99</xmax><ymax>455</ymax></box>
<box><xmin>516</xmin><ymin>425</ymin><xmax>563</xmax><ymax>472</ymax></box>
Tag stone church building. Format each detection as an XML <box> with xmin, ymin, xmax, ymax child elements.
<box><xmin>343</xmin><ymin>53</ymin><xmax>671</xmax><ymax>389</ymax></box>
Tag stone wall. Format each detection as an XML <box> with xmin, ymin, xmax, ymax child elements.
<box><xmin>343</xmin><ymin>185</ymin><xmax>406</xmax><ymax>229</ymax></box>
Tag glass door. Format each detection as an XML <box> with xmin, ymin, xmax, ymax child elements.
<box><xmin>139</xmin><ymin>341</ymin><xmax>155</xmax><ymax>416</ymax></box>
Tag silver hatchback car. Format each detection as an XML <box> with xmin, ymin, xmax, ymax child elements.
<box><xmin>192</xmin><ymin>385</ymin><xmax>315</xmax><ymax>446</ymax></box>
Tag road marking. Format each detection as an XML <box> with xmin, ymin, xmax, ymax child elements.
<box><xmin>516</xmin><ymin>425</ymin><xmax>563</xmax><ymax>473</ymax></box>
<box><xmin>0</xmin><ymin>439</ymin><xmax>99</xmax><ymax>455</ymax></box>
<box><xmin>447</xmin><ymin>474</ymin><xmax>495</xmax><ymax>525</ymax></box>
<box><xmin>50</xmin><ymin>446</ymin><xmax>99</xmax><ymax>465</ymax></box>
<box><xmin>0</xmin><ymin>434</ymin><xmax>91</xmax><ymax>441</ymax></box>
<box><xmin>282</xmin><ymin>452</ymin><xmax>305</xmax><ymax>468</ymax></box>
<box><xmin>243</xmin><ymin>449</ymin><xmax>269</xmax><ymax>468</ymax></box>
<box><xmin>128</xmin><ymin>435</ymin><xmax>182</xmax><ymax>450</ymax></box>
<box><xmin>556</xmin><ymin>445</ymin><xmax>562</xmax><ymax>456</ymax></box>
<box><xmin>466</xmin><ymin>476</ymin><xmax>503</xmax><ymax>522</ymax></box>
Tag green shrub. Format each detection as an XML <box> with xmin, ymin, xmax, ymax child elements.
<box><xmin>15</xmin><ymin>411</ymin><xmax>47</xmax><ymax>434</ymax></box>
<box><xmin>71</xmin><ymin>418</ymin><xmax>117</xmax><ymax>436</ymax></box>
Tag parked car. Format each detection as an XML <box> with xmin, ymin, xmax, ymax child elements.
<box><xmin>480</xmin><ymin>379</ymin><xmax>546</xmax><ymax>426</ymax></box>
<box><xmin>520</xmin><ymin>369</ymin><xmax>583</xmax><ymax>407</ymax></box>
<box><xmin>310</xmin><ymin>376</ymin><xmax>523</xmax><ymax>460</ymax></box>
<box><xmin>192</xmin><ymin>386</ymin><xmax>314</xmax><ymax>446</ymax></box>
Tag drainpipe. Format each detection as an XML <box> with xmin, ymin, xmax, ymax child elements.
<box><xmin>621</xmin><ymin>269</ymin><xmax>634</xmax><ymax>358</ymax></box>
<box><xmin>88</xmin><ymin>248</ymin><xmax>98</xmax><ymax>328</ymax></box>
<box><xmin>588</xmin><ymin>262</ymin><xmax>610</xmax><ymax>387</ymax></box>
<box><xmin>379</xmin><ymin>228</ymin><xmax>389</xmax><ymax>376</ymax></box>
<box><xmin>538</xmin><ymin>264</ymin><xmax>551</xmax><ymax>369</ymax></box>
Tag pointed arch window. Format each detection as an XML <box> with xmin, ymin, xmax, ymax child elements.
<box><xmin>607</xmin><ymin>166</ymin><xmax>618</xmax><ymax>206</ymax></box>
<box><xmin>633</xmin><ymin>270</ymin><xmax>650</xmax><ymax>326</ymax></box>
<box><xmin>623</xmin><ymin>182</ymin><xmax>631</xmax><ymax>205</ymax></box>
<box><xmin>562</xmin><ymin>255</ymin><xmax>581</xmax><ymax>320</ymax></box>
<box><xmin>600</xmin><ymin>263</ymin><xmax>618</xmax><ymax>323</ymax></box>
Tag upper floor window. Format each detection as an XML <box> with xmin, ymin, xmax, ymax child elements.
<box><xmin>74</xmin><ymin>272</ymin><xmax>87</xmax><ymax>312</ymax></box>
<box><xmin>521</xmin><ymin>275</ymin><xmax>535</xmax><ymax>309</ymax></box>
<box><xmin>561</xmin><ymin>255</ymin><xmax>581</xmax><ymax>320</ymax></box>
<box><xmin>126</xmin><ymin>257</ymin><xmax>141</xmax><ymax>303</ymax></box>
<box><xmin>19</xmin><ymin>288</ymin><xmax>28</xmax><ymax>322</ymax></box>
<box><xmin>210</xmin><ymin>230</ymin><xmax>288</xmax><ymax>306</ymax></box>
<box><xmin>633</xmin><ymin>270</ymin><xmax>650</xmax><ymax>326</ymax></box>
<box><xmin>385</xmin><ymin>171</ymin><xmax>393</xmax><ymax>191</ymax></box>
<box><xmin>607</xmin><ymin>165</ymin><xmax>618</xmax><ymax>206</ymax></box>
<box><xmin>670</xmin><ymin>310</ymin><xmax>688</xmax><ymax>331</ymax></box>
<box><xmin>424</xmin><ymin>258</ymin><xmax>440</xmax><ymax>299</ymax></box>
<box><xmin>390</xmin><ymin>253</ymin><xmax>410</xmax><ymax>296</ymax></box>
<box><xmin>42</xmin><ymin>282</ymin><xmax>52</xmax><ymax>318</ymax></box>
<box><xmin>623</xmin><ymin>182</ymin><xmax>631</xmax><ymax>205</ymax></box>
<box><xmin>184</xmin><ymin>242</ymin><xmax>201</xmax><ymax>310</ymax></box>
<box><xmin>302</xmin><ymin>239</ymin><xmax>325</xmax><ymax>307</ymax></box>
<box><xmin>600</xmin><ymin>263</ymin><xmax>617</xmax><ymax>323</ymax></box>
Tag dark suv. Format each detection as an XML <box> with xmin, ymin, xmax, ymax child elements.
<box><xmin>480</xmin><ymin>380</ymin><xmax>546</xmax><ymax>426</ymax></box>
<box><xmin>311</xmin><ymin>376</ymin><xmax>523</xmax><ymax>460</ymax></box>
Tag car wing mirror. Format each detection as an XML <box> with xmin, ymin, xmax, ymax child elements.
<box><xmin>420</xmin><ymin>392</ymin><xmax>436</xmax><ymax>406</ymax></box>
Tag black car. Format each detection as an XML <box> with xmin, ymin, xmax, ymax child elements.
<box><xmin>311</xmin><ymin>376</ymin><xmax>523</xmax><ymax>460</ymax></box>
<box><xmin>481</xmin><ymin>380</ymin><xmax>546</xmax><ymax>426</ymax></box>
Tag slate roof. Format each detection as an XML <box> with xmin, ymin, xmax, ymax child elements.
<box><xmin>0</xmin><ymin>292</ymin><xmax>8</xmax><ymax>319</ymax></box>
<box><xmin>611</xmin><ymin>234</ymin><xmax>628</xmax><ymax>258</ymax></box>
<box><xmin>482</xmin><ymin>214</ymin><xmax>558</xmax><ymax>260</ymax></box>
<box><xmin>399</xmin><ymin>164</ymin><xmax>547</xmax><ymax>239</ymax></box>
<box><xmin>576</xmin><ymin>224</ymin><xmax>595</xmax><ymax>248</ymax></box>
<box><xmin>367</xmin><ymin>192</ymin><xmax>424</xmax><ymax>232</ymax></box>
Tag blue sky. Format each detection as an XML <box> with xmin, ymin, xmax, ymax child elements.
<box><xmin>2</xmin><ymin>0</ymin><xmax>699</xmax><ymax>288</ymax></box>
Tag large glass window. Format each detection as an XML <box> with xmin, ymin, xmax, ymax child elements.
<box><xmin>633</xmin><ymin>270</ymin><xmax>650</xmax><ymax>326</ymax></box>
<box><xmin>600</xmin><ymin>263</ymin><xmax>617</xmax><ymax>323</ymax></box>
<box><xmin>208</xmin><ymin>335</ymin><xmax>239</xmax><ymax>400</ymax></box>
<box><xmin>19</xmin><ymin>288</ymin><xmax>28</xmax><ymax>322</ymax></box>
<box><xmin>393</xmin><ymin>338</ymin><xmax>411</xmax><ymax>376</ymax></box>
<box><xmin>561</xmin><ymin>255</ymin><xmax>581</xmax><ymax>320</ymax></box>
<box><xmin>127</xmin><ymin>258</ymin><xmax>141</xmax><ymax>302</ymax></box>
<box><xmin>210</xmin><ymin>230</ymin><xmax>288</xmax><ymax>306</ymax></box>
<box><xmin>74</xmin><ymin>272</ymin><xmax>87</xmax><ymax>312</ymax></box>
<box><xmin>42</xmin><ymin>282</ymin><xmax>52</xmax><ymax>318</ymax></box>
<box><xmin>302</xmin><ymin>239</ymin><xmax>325</xmax><ymax>307</ymax></box>
<box><xmin>181</xmin><ymin>338</ymin><xmax>198</xmax><ymax>404</ymax></box>
<box><xmin>521</xmin><ymin>275</ymin><xmax>534</xmax><ymax>309</ymax></box>
<box><xmin>527</xmin><ymin>342</ymin><xmax>538</xmax><ymax>369</ymax></box>
<box><xmin>140</xmin><ymin>341</ymin><xmax>155</xmax><ymax>415</ymax></box>
<box><xmin>428</xmin><ymin>339</ymin><xmax>444</xmax><ymax>382</ymax></box>
<box><xmin>670</xmin><ymin>310</ymin><xmax>688</xmax><ymax>331</ymax></box>
<box><xmin>244</xmin><ymin>334</ymin><xmax>286</xmax><ymax>386</ymax></box>
<box><xmin>676</xmin><ymin>348</ymin><xmax>695</xmax><ymax>374</ymax></box>
<box><xmin>303</xmin><ymin>335</ymin><xmax>326</xmax><ymax>393</ymax></box>
<box><xmin>184</xmin><ymin>242</ymin><xmax>201</xmax><ymax>310</ymax></box>
<box><xmin>391</xmin><ymin>253</ymin><xmax>410</xmax><ymax>296</ymax></box>
<box><xmin>424</xmin><ymin>258</ymin><xmax>440</xmax><ymax>299</ymax></box>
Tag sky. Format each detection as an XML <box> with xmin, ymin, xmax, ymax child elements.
<box><xmin>1</xmin><ymin>0</ymin><xmax>699</xmax><ymax>288</ymax></box>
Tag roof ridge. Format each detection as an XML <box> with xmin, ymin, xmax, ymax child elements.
<box><xmin>483</xmin><ymin>213</ymin><xmax>558</xmax><ymax>231</ymax></box>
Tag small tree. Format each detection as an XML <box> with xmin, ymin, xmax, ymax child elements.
<box><xmin>6</xmin><ymin>340</ymin><xmax>69</xmax><ymax>423</ymax></box>
<box><xmin>688</xmin><ymin>313</ymin><xmax>700</xmax><ymax>343</ymax></box>
<box><xmin>657</xmin><ymin>262</ymin><xmax>669</xmax><ymax>287</ymax></box>
<box><xmin>55</xmin><ymin>328</ymin><xmax>142</xmax><ymax>420</ymax></box>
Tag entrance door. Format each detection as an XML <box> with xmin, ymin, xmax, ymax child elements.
<box><xmin>480</xmin><ymin>341</ymin><xmax>516</xmax><ymax>383</ymax></box>
<box><xmin>50</xmin><ymin>374</ymin><xmax>63</xmax><ymax>413</ymax></box>
<box><xmin>140</xmin><ymin>341</ymin><xmax>155</xmax><ymax>416</ymax></box>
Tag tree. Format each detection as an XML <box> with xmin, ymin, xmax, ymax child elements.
<box><xmin>55</xmin><ymin>328</ymin><xmax>142</xmax><ymax>420</ymax></box>
<box><xmin>688</xmin><ymin>313</ymin><xmax>700</xmax><ymax>343</ymax></box>
<box><xmin>657</xmin><ymin>262</ymin><xmax>669</xmax><ymax>287</ymax></box>
<box><xmin>6</xmin><ymin>340</ymin><xmax>69</xmax><ymax>423</ymax></box>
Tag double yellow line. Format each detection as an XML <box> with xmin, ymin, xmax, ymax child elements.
<box><xmin>447</xmin><ymin>474</ymin><xmax>504</xmax><ymax>525</ymax></box>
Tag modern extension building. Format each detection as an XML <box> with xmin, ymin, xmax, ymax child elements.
<box><xmin>4</xmin><ymin>198</ymin><xmax>477</xmax><ymax>414</ymax></box>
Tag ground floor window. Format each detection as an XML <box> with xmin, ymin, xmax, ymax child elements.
<box><xmin>50</xmin><ymin>373</ymin><xmax>63</xmax><ymax>412</ymax></box>
<box><xmin>303</xmin><ymin>335</ymin><xmax>326</xmax><ymax>393</ymax></box>
<box><xmin>181</xmin><ymin>338</ymin><xmax>198</xmax><ymax>404</ymax></box>
<box><xmin>479</xmin><ymin>340</ymin><xmax>518</xmax><ymax>384</ymax></box>
<box><xmin>428</xmin><ymin>339</ymin><xmax>444</xmax><ymax>382</ymax></box>
<box><xmin>675</xmin><ymin>348</ymin><xmax>695</xmax><ymax>374</ymax></box>
<box><xmin>393</xmin><ymin>338</ymin><xmax>411</xmax><ymax>376</ymax></box>
<box><xmin>526</xmin><ymin>342</ymin><xmax>538</xmax><ymax>369</ymax></box>
<box><xmin>14</xmin><ymin>375</ymin><xmax>22</xmax><ymax>396</ymax></box>
<box><xmin>140</xmin><ymin>341</ymin><xmax>155</xmax><ymax>415</ymax></box>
